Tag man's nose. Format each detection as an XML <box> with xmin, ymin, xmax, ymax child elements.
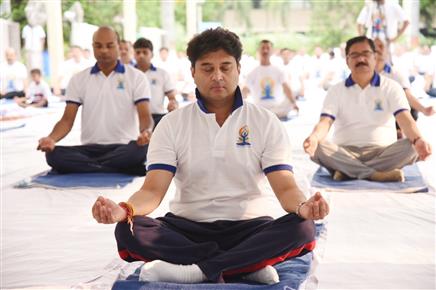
<box><xmin>211</xmin><ymin>69</ymin><xmax>224</xmax><ymax>81</ymax></box>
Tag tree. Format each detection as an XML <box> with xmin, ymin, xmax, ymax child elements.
<box><xmin>309</xmin><ymin>0</ymin><xmax>362</xmax><ymax>49</ymax></box>
<box><xmin>420</xmin><ymin>0</ymin><xmax>436</xmax><ymax>38</ymax></box>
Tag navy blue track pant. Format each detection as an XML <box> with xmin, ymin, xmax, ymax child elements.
<box><xmin>115</xmin><ymin>212</ymin><xmax>316</xmax><ymax>282</ymax></box>
<box><xmin>45</xmin><ymin>141</ymin><xmax>148</xmax><ymax>176</ymax></box>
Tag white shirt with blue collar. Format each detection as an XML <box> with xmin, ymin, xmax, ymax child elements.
<box><xmin>139</xmin><ymin>64</ymin><xmax>175</xmax><ymax>115</ymax></box>
<box><xmin>380</xmin><ymin>63</ymin><xmax>411</xmax><ymax>90</ymax></box>
<box><xmin>146</xmin><ymin>87</ymin><xmax>293</xmax><ymax>222</ymax></box>
<box><xmin>321</xmin><ymin>72</ymin><xmax>409</xmax><ymax>147</ymax></box>
<box><xmin>66</xmin><ymin>61</ymin><xmax>151</xmax><ymax>145</ymax></box>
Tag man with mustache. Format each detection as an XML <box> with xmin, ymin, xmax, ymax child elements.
<box><xmin>303</xmin><ymin>36</ymin><xmax>432</xmax><ymax>182</ymax></box>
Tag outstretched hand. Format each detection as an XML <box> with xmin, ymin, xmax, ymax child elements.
<box><xmin>303</xmin><ymin>135</ymin><xmax>318</xmax><ymax>157</ymax></box>
<box><xmin>137</xmin><ymin>129</ymin><xmax>152</xmax><ymax>146</ymax></box>
<box><xmin>423</xmin><ymin>106</ymin><xmax>435</xmax><ymax>116</ymax></box>
<box><xmin>298</xmin><ymin>192</ymin><xmax>329</xmax><ymax>220</ymax></box>
<box><xmin>167</xmin><ymin>99</ymin><xmax>179</xmax><ymax>112</ymax></box>
<box><xmin>37</xmin><ymin>137</ymin><xmax>56</xmax><ymax>152</ymax></box>
<box><xmin>414</xmin><ymin>138</ymin><xmax>432</xmax><ymax>161</ymax></box>
<box><xmin>92</xmin><ymin>196</ymin><xmax>127</xmax><ymax>224</ymax></box>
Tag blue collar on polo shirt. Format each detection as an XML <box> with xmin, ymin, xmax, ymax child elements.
<box><xmin>195</xmin><ymin>86</ymin><xmax>244</xmax><ymax>114</ymax></box>
<box><xmin>345</xmin><ymin>72</ymin><xmax>381</xmax><ymax>87</ymax></box>
<box><xmin>383</xmin><ymin>63</ymin><xmax>392</xmax><ymax>73</ymax></box>
<box><xmin>133</xmin><ymin>63</ymin><xmax>157</xmax><ymax>71</ymax></box>
<box><xmin>90</xmin><ymin>60</ymin><xmax>125</xmax><ymax>74</ymax></box>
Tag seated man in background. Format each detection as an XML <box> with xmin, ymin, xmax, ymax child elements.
<box><xmin>37</xmin><ymin>26</ymin><xmax>153</xmax><ymax>176</ymax></box>
<box><xmin>303</xmin><ymin>36</ymin><xmax>432</xmax><ymax>182</ymax></box>
<box><xmin>373</xmin><ymin>38</ymin><xmax>434</xmax><ymax>138</ymax></box>
<box><xmin>133</xmin><ymin>37</ymin><xmax>178</xmax><ymax>129</ymax></box>
<box><xmin>243</xmin><ymin>40</ymin><xmax>298</xmax><ymax>119</ymax></box>
<box><xmin>0</xmin><ymin>48</ymin><xmax>27</xmax><ymax>99</ymax></box>
<box><xmin>15</xmin><ymin>68</ymin><xmax>50</xmax><ymax>108</ymax></box>
<box><xmin>53</xmin><ymin>45</ymin><xmax>90</xmax><ymax>97</ymax></box>
<box><xmin>120</xmin><ymin>39</ymin><xmax>136</xmax><ymax>66</ymax></box>
<box><xmin>92</xmin><ymin>27</ymin><xmax>329</xmax><ymax>285</ymax></box>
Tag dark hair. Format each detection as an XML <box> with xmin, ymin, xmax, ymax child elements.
<box><xmin>133</xmin><ymin>37</ymin><xmax>153</xmax><ymax>51</ymax></box>
<box><xmin>329</xmin><ymin>50</ymin><xmax>335</xmax><ymax>58</ymax></box>
<box><xmin>259</xmin><ymin>39</ymin><xmax>273</xmax><ymax>47</ymax></box>
<box><xmin>186</xmin><ymin>27</ymin><xmax>242</xmax><ymax>67</ymax></box>
<box><xmin>30</xmin><ymin>68</ymin><xmax>41</xmax><ymax>75</ymax></box>
<box><xmin>345</xmin><ymin>36</ymin><xmax>376</xmax><ymax>56</ymax></box>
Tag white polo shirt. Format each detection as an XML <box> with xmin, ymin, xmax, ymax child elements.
<box><xmin>142</xmin><ymin>64</ymin><xmax>175</xmax><ymax>114</ymax></box>
<box><xmin>66</xmin><ymin>61</ymin><xmax>151</xmax><ymax>145</ymax></box>
<box><xmin>357</xmin><ymin>1</ymin><xmax>407</xmax><ymax>40</ymax></box>
<box><xmin>147</xmin><ymin>87</ymin><xmax>293</xmax><ymax>222</ymax></box>
<box><xmin>22</xmin><ymin>25</ymin><xmax>46</xmax><ymax>52</ymax></box>
<box><xmin>28</xmin><ymin>80</ymin><xmax>51</xmax><ymax>103</ymax></box>
<box><xmin>0</xmin><ymin>61</ymin><xmax>28</xmax><ymax>93</ymax></box>
<box><xmin>245</xmin><ymin>64</ymin><xmax>286</xmax><ymax>109</ymax></box>
<box><xmin>380</xmin><ymin>63</ymin><xmax>411</xmax><ymax>90</ymax></box>
<box><xmin>321</xmin><ymin>72</ymin><xmax>409</xmax><ymax>147</ymax></box>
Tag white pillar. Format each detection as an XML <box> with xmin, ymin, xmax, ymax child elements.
<box><xmin>160</xmin><ymin>0</ymin><xmax>175</xmax><ymax>49</ymax></box>
<box><xmin>45</xmin><ymin>0</ymin><xmax>64</xmax><ymax>83</ymax></box>
<box><xmin>403</xmin><ymin>0</ymin><xmax>420</xmax><ymax>47</ymax></box>
<box><xmin>186</xmin><ymin>0</ymin><xmax>197</xmax><ymax>39</ymax></box>
<box><xmin>123</xmin><ymin>0</ymin><xmax>137</xmax><ymax>42</ymax></box>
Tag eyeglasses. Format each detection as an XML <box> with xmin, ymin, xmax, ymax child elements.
<box><xmin>347</xmin><ymin>51</ymin><xmax>374</xmax><ymax>59</ymax></box>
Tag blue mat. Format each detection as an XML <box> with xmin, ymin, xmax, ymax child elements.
<box><xmin>311</xmin><ymin>164</ymin><xmax>428</xmax><ymax>193</ymax></box>
<box><xmin>0</xmin><ymin>123</ymin><xmax>25</xmax><ymax>132</ymax></box>
<box><xmin>14</xmin><ymin>170</ymin><xmax>137</xmax><ymax>189</ymax></box>
<box><xmin>112</xmin><ymin>225</ymin><xmax>324</xmax><ymax>290</ymax></box>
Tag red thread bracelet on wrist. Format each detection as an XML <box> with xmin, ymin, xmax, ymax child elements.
<box><xmin>119</xmin><ymin>202</ymin><xmax>135</xmax><ymax>235</ymax></box>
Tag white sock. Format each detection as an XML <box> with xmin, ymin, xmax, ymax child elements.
<box><xmin>139</xmin><ymin>260</ymin><xmax>206</xmax><ymax>283</ymax></box>
<box><xmin>243</xmin><ymin>265</ymin><xmax>280</xmax><ymax>285</ymax></box>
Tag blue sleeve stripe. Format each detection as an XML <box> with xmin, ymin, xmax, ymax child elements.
<box><xmin>147</xmin><ymin>163</ymin><xmax>176</xmax><ymax>174</ymax></box>
<box><xmin>320</xmin><ymin>113</ymin><xmax>335</xmax><ymax>120</ymax></box>
<box><xmin>393</xmin><ymin>108</ymin><xmax>408</xmax><ymax>116</ymax></box>
<box><xmin>66</xmin><ymin>100</ymin><xmax>82</xmax><ymax>106</ymax></box>
<box><xmin>134</xmin><ymin>98</ymin><xmax>150</xmax><ymax>105</ymax></box>
<box><xmin>263</xmin><ymin>164</ymin><xmax>293</xmax><ymax>174</ymax></box>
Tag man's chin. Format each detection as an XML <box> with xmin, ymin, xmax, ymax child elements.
<box><xmin>354</xmin><ymin>66</ymin><xmax>372</xmax><ymax>73</ymax></box>
<box><xmin>97</xmin><ymin>59</ymin><xmax>116</xmax><ymax>65</ymax></box>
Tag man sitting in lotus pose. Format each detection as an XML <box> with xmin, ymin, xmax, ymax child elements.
<box><xmin>92</xmin><ymin>27</ymin><xmax>329</xmax><ymax>285</ymax></box>
<box><xmin>303</xmin><ymin>36</ymin><xmax>431</xmax><ymax>182</ymax></box>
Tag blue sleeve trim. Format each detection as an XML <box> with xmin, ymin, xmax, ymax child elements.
<box><xmin>66</xmin><ymin>100</ymin><xmax>82</xmax><ymax>106</ymax></box>
<box><xmin>393</xmin><ymin>108</ymin><xmax>408</xmax><ymax>116</ymax></box>
<box><xmin>147</xmin><ymin>163</ymin><xmax>176</xmax><ymax>174</ymax></box>
<box><xmin>134</xmin><ymin>98</ymin><xmax>150</xmax><ymax>105</ymax></box>
<box><xmin>320</xmin><ymin>113</ymin><xmax>335</xmax><ymax>120</ymax></box>
<box><xmin>263</xmin><ymin>164</ymin><xmax>293</xmax><ymax>174</ymax></box>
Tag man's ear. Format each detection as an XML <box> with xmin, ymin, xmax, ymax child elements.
<box><xmin>237</xmin><ymin>63</ymin><xmax>241</xmax><ymax>74</ymax></box>
<box><xmin>191</xmin><ymin>67</ymin><xmax>195</xmax><ymax>78</ymax></box>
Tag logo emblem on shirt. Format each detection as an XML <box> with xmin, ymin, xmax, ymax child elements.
<box><xmin>260</xmin><ymin>77</ymin><xmax>275</xmax><ymax>100</ymax></box>
<box><xmin>236</xmin><ymin>125</ymin><xmax>251</xmax><ymax>146</ymax></box>
<box><xmin>374</xmin><ymin>99</ymin><xmax>383</xmax><ymax>111</ymax></box>
<box><xmin>117</xmin><ymin>75</ymin><xmax>125</xmax><ymax>90</ymax></box>
<box><xmin>151</xmin><ymin>79</ymin><xmax>157</xmax><ymax>85</ymax></box>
